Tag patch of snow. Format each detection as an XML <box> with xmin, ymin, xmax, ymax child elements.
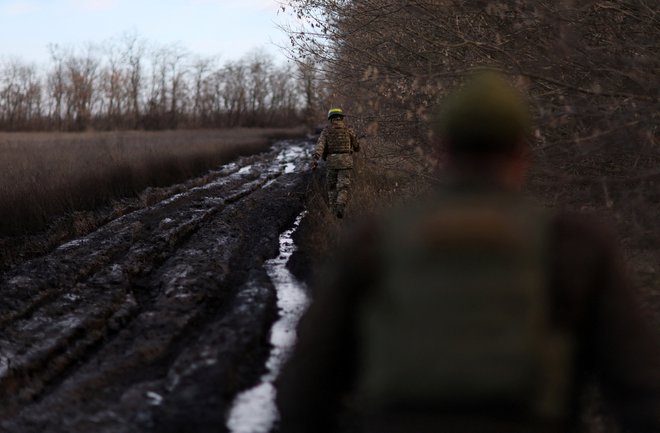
<box><xmin>63</xmin><ymin>293</ymin><xmax>80</xmax><ymax>302</ymax></box>
<box><xmin>146</xmin><ymin>391</ymin><xmax>164</xmax><ymax>406</ymax></box>
<box><xmin>238</xmin><ymin>165</ymin><xmax>253</xmax><ymax>174</ymax></box>
<box><xmin>283</xmin><ymin>162</ymin><xmax>296</xmax><ymax>174</ymax></box>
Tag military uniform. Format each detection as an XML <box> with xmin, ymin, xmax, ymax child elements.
<box><xmin>276</xmin><ymin>179</ymin><xmax>660</xmax><ymax>433</ymax></box>
<box><xmin>277</xmin><ymin>75</ymin><xmax>660</xmax><ymax>433</ymax></box>
<box><xmin>314</xmin><ymin>116</ymin><xmax>359</xmax><ymax>218</ymax></box>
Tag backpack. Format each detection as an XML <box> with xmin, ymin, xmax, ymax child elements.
<box><xmin>358</xmin><ymin>190</ymin><xmax>574</xmax><ymax>420</ymax></box>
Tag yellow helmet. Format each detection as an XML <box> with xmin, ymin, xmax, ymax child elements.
<box><xmin>327</xmin><ymin>108</ymin><xmax>345</xmax><ymax>120</ymax></box>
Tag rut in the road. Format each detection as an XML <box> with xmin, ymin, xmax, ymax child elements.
<box><xmin>0</xmin><ymin>140</ymin><xmax>311</xmax><ymax>433</ymax></box>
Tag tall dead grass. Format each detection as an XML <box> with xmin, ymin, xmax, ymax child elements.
<box><xmin>0</xmin><ymin>128</ymin><xmax>302</xmax><ymax>237</ymax></box>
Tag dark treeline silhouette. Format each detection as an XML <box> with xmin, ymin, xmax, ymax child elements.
<box><xmin>0</xmin><ymin>32</ymin><xmax>310</xmax><ymax>131</ymax></box>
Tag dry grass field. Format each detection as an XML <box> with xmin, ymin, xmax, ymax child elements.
<box><xmin>0</xmin><ymin>128</ymin><xmax>302</xmax><ymax>257</ymax></box>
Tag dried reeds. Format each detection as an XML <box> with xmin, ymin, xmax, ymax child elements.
<box><xmin>0</xmin><ymin>128</ymin><xmax>299</xmax><ymax>236</ymax></box>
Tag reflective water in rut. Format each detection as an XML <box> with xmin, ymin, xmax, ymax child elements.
<box><xmin>226</xmin><ymin>212</ymin><xmax>309</xmax><ymax>433</ymax></box>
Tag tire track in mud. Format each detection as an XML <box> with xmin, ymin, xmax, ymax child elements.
<box><xmin>0</xmin><ymin>140</ymin><xmax>312</xmax><ymax>433</ymax></box>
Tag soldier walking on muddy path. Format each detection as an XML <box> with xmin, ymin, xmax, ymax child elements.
<box><xmin>278</xmin><ymin>73</ymin><xmax>660</xmax><ymax>433</ymax></box>
<box><xmin>313</xmin><ymin>108</ymin><xmax>360</xmax><ymax>218</ymax></box>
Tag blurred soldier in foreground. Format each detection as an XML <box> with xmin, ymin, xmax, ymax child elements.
<box><xmin>313</xmin><ymin>108</ymin><xmax>360</xmax><ymax>218</ymax></box>
<box><xmin>277</xmin><ymin>73</ymin><xmax>660</xmax><ymax>432</ymax></box>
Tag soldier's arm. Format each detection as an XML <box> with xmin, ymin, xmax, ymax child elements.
<box><xmin>350</xmin><ymin>128</ymin><xmax>360</xmax><ymax>152</ymax></box>
<box><xmin>552</xmin><ymin>215</ymin><xmax>660</xmax><ymax>431</ymax></box>
<box><xmin>592</xmin><ymin>239</ymin><xmax>660</xmax><ymax>431</ymax></box>
<box><xmin>314</xmin><ymin>129</ymin><xmax>327</xmax><ymax>161</ymax></box>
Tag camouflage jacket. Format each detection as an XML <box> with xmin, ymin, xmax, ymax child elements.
<box><xmin>277</xmin><ymin>183</ymin><xmax>660</xmax><ymax>433</ymax></box>
<box><xmin>314</xmin><ymin>119</ymin><xmax>360</xmax><ymax>170</ymax></box>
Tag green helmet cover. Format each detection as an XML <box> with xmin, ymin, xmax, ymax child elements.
<box><xmin>432</xmin><ymin>72</ymin><xmax>530</xmax><ymax>156</ymax></box>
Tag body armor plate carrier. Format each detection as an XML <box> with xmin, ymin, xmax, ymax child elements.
<box><xmin>326</xmin><ymin>123</ymin><xmax>352</xmax><ymax>154</ymax></box>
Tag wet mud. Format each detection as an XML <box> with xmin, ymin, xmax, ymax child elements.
<box><xmin>0</xmin><ymin>140</ymin><xmax>313</xmax><ymax>433</ymax></box>
<box><xmin>227</xmin><ymin>212</ymin><xmax>310</xmax><ymax>433</ymax></box>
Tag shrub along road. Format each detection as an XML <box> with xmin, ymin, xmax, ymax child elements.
<box><xmin>0</xmin><ymin>139</ymin><xmax>312</xmax><ymax>433</ymax></box>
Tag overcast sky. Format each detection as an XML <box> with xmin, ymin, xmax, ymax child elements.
<box><xmin>0</xmin><ymin>0</ymin><xmax>290</xmax><ymax>65</ymax></box>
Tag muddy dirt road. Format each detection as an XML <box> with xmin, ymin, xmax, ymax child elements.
<box><xmin>0</xmin><ymin>139</ymin><xmax>313</xmax><ymax>433</ymax></box>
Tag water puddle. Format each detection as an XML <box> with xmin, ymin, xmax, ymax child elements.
<box><xmin>276</xmin><ymin>144</ymin><xmax>306</xmax><ymax>175</ymax></box>
<box><xmin>226</xmin><ymin>211</ymin><xmax>309</xmax><ymax>433</ymax></box>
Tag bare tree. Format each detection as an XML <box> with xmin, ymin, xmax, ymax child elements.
<box><xmin>1</xmin><ymin>33</ymin><xmax>305</xmax><ymax>130</ymax></box>
<box><xmin>62</xmin><ymin>44</ymin><xmax>100</xmax><ymax>131</ymax></box>
<box><xmin>189</xmin><ymin>56</ymin><xmax>211</xmax><ymax>126</ymax></box>
<box><xmin>296</xmin><ymin>58</ymin><xmax>324</xmax><ymax>128</ymax></box>
<box><xmin>46</xmin><ymin>44</ymin><xmax>67</xmax><ymax>130</ymax></box>
<box><xmin>144</xmin><ymin>43</ymin><xmax>190</xmax><ymax>129</ymax></box>
<box><xmin>244</xmin><ymin>50</ymin><xmax>273</xmax><ymax>126</ymax></box>
<box><xmin>221</xmin><ymin>60</ymin><xmax>248</xmax><ymax>127</ymax></box>
<box><xmin>120</xmin><ymin>31</ymin><xmax>146</xmax><ymax>128</ymax></box>
<box><xmin>166</xmin><ymin>44</ymin><xmax>190</xmax><ymax>128</ymax></box>
<box><xmin>100</xmin><ymin>38</ymin><xmax>125</xmax><ymax>128</ymax></box>
<box><xmin>0</xmin><ymin>58</ymin><xmax>42</xmax><ymax>130</ymax></box>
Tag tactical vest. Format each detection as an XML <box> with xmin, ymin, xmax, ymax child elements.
<box><xmin>358</xmin><ymin>190</ymin><xmax>574</xmax><ymax>421</ymax></box>
<box><xmin>325</xmin><ymin>123</ymin><xmax>352</xmax><ymax>155</ymax></box>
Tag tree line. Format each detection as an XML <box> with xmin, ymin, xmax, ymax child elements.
<box><xmin>0</xmin><ymin>33</ymin><xmax>314</xmax><ymax>131</ymax></box>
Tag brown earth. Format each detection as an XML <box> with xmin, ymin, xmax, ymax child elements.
<box><xmin>0</xmin><ymin>139</ymin><xmax>313</xmax><ymax>433</ymax></box>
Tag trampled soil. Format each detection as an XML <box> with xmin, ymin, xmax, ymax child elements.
<box><xmin>3</xmin><ymin>135</ymin><xmax>654</xmax><ymax>433</ymax></box>
<box><xmin>0</xmin><ymin>139</ymin><xmax>313</xmax><ymax>433</ymax></box>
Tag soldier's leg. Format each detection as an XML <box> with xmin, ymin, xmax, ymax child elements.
<box><xmin>335</xmin><ymin>169</ymin><xmax>352</xmax><ymax>217</ymax></box>
<box><xmin>326</xmin><ymin>169</ymin><xmax>339</xmax><ymax>211</ymax></box>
